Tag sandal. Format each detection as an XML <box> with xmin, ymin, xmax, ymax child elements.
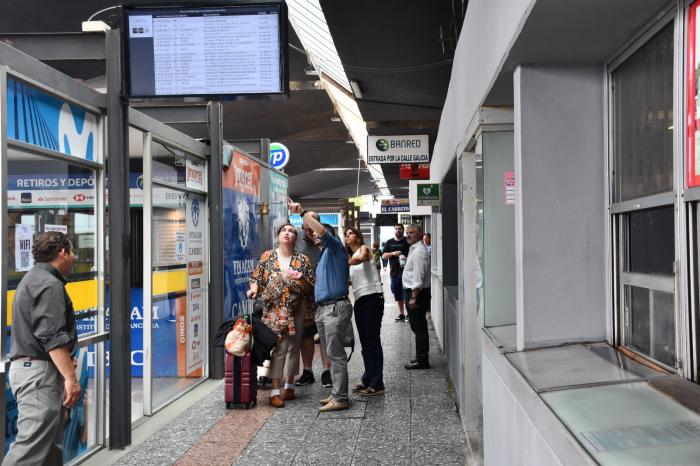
<box><xmin>352</xmin><ymin>384</ymin><xmax>367</xmax><ymax>392</ymax></box>
<box><xmin>359</xmin><ymin>387</ymin><xmax>385</xmax><ymax>396</ymax></box>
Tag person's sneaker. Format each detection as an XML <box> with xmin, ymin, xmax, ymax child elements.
<box><xmin>394</xmin><ymin>315</ymin><xmax>406</xmax><ymax>322</ymax></box>
<box><xmin>319</xmin><ymin>399</ymin><xmax>349</xmax><ymax>412</ymax></box>
<box><xmin>321</xmin><ymin>369</ymin><xmax>332</xmax><ymax>388</ymax></box>
<box><xmin>295</xmin><ymin>369</ymin><xmax>315</xmax><ymax>386</ymax></box>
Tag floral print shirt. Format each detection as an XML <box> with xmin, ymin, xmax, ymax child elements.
<box><xmin>250</xmin><ymin>249</ymin><xmax>315</xmax><ymax>336</ymax></box>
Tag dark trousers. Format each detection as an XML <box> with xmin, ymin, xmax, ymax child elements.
<box><xmin>404</xmin><ymin>288</ymin><xmax>431</xmax><ymax>364</ymax></box>
<box><xmin>354</xmin><ymin>293</ymin><xmax>385</xmax><ymax>389</ymax></box>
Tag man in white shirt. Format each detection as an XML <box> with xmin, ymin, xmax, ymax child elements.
<box><xmin>402</xmin><ymin>224</ymin><xmax>432</xmax><ymax>370</ymax></box>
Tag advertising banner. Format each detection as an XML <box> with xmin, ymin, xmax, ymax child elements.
<box><xmin>380</xmin><ymin>199</ymin><xmax>410</xmax><ymax>213</ymax></box>
<box><xmin>688</xmin><ymin>1</ymin><xmax>700</xmax><ymax>187</ymax></box>
<box><xmin>367</xmin><ymin>134</ymin><xmax>429</xmax><ymax>164</ymax></box>
<box><xmin>7</xmin><ymin>174</ymin><xmax>96</xmax><ymax>209</ymax></box>
<box><xmin>186</xmin><ymin>158</ymin><xmax>206</xmax><ymax>191</ymax></box>
<box><xmin>185</xmin><ymin>194</ymin><xmax>205</xmax><ymax>374</ymax></box>
<box><xmin>223</xmin><ymin>151</ymin><xmax>261</xmax><ymax>320</ymax></box>
<box><xmin>269</xmin><ymin>171</ymin><xmax>288</xmax><ymax>248</ymax></box>
<box><xmin>6</xmin><ymin>78</ymin><xmax>99</xmax><ymax>161</ymax></box>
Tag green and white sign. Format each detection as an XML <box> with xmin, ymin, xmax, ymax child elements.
<box><xmin>416</xmin><ymin>183</ymin><xmax>441</xmax><ymax>206</ymax></box>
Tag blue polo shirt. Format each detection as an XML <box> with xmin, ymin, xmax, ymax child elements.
<box><xmin>315</xmin><ymin>231</ymin><xmax>349</xmax><ymax>303</ymax></box>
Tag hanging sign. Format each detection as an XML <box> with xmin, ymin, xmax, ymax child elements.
<box><xmin>399</xmin><ymin>163</ymin><xmax>430</xmax><ymax>180</ymax></box>
<box><xmin>381</xmin><ymin>199</ymin><xmax>410</xmax><ymax>213</ymax></box>
<box><xmin>416</xmin><ymin>183</ymin><xmax>441</xmax><ymax>207</ymax></box>
<box><xmin>367</xmin><ymin>135</ymin><xmax>429</xmax><ymax>164</ymax></box>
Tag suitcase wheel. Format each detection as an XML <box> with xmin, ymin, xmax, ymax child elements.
<box><xmin>226</xmin><ymin>402</ymin><xmax>232</xmax><ymax>409</ymax></box>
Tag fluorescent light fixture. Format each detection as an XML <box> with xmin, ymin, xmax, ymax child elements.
<box><xmin>330</xmin><ymin>117</ymin><xmax>342</xmax><ymax>122</ymax></box>
<box><xmin>349</xmin><ymin>80</ymin><xmax>363</xmax><ymax>99</ymax></box>
<box><xmin>346</xmin><ymin>140</ymin><xmax>355</xmax><ymax>144</ymax></box>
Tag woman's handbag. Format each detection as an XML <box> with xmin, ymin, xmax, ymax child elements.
<box><xmin>225</xmin><ymin>317</ymin><xmax>253</xmax><ymax>356</ymax></box>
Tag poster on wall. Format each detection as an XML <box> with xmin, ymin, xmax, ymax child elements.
<box><xmin>269</xmin><ymin>171</ymin><xmax>288</xmax><ymax>248</ymax></box>
<box><xmin>223</xmin><ymin>151</ymin><xmax>261</xmax><ymax>320</ymax></box>
<box><xmin>185</xmin><ymin>194</ymin><xmax>205</xmax><ymax>374</ymax></box>
<box><xmin>14</xmin><ymin>224</ymin><xmax>34</xmax><ymax>272</ymax></box>
<box><xmin>688</xmin><ymin>1</ymin><xmax>700</xmax><ymax>187</ymax></box>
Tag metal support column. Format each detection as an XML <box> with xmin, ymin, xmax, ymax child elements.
<box><xmin>208</xmin><ymin>102</ymin><xmax>224</xmax><ymax>379</ymax></box>
<box><xmin>106</xmin><ymin>30</ymin><xmax>132</xmax><ymax>449</ymax></box>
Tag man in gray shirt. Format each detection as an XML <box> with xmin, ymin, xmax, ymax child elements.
<box><xmin>3</xmin><ymin>232</ymin><xmax>81</xmax><ymax>466</ymax></box>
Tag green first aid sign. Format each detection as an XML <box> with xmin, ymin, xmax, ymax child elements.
<box><xmin>416</xmin><ymin>183</ymin><xmax>441</xmax><ymax>206</ymax></box>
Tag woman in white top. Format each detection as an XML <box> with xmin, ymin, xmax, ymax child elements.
<box><xmin>345</xmin><ymin>227</ymin><xmax>385</xmax><ymax>396</ymax></box>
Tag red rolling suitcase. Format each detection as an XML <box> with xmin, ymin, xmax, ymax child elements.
<box><xmin>224</xmin><ymin>351</ymin><xmax>257</xmax><ymax>409</ymax></box>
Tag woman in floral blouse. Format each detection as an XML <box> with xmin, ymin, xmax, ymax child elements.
<box><xmin>247</xmin><ymin>223</ymin><xmax>315</xmax><ymax>408</ymax></box>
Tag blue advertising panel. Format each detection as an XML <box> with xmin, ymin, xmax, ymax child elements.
<box><xmin>6</xmin><ymin>78</ymin><xmax>99</xmax><ymax>161</ymax></box>
<box><xmin>222</xmin><ymin>152</ymin><xmax>261</xmax><ymax>320</ymax></box>
<box><xmin>269</xmin><ymin>170</ymin><xmax>288</xmax><ymax>248</ymax></box>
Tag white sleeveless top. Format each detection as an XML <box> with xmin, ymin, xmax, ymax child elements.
<box><xmin>349</xmin><ymin>248</ymin><xmax>383</xmax><ymax>300</ymax></box>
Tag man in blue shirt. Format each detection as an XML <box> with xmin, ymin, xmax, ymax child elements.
<box><xmin>289</xmin><ymin>199</ymin><xmax>351</xmax><ymax>412</ymax></box>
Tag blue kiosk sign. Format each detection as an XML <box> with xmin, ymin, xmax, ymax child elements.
<box><xmin>269</xmin><ymin>142</ymin><xmax>290</xmax><ymax>169</ymax></box>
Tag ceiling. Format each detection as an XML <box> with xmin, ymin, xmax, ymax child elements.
<box><xmin>484</xmin><ymin>0</ymin><xmax>671</xmax><ymax>106</ymax></box>
<box><xmin>0</xmin><ymin>0</ymin><xmax>461</xmax><ymax>201</ymax></box>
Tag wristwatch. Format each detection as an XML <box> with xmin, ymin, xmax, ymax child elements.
<box><xmin>300</xmin><ymin>209</ymin><xmax>307</xmax><ymax>217</ymax></box>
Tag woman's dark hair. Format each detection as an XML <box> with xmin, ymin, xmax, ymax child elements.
<box><xmin>32</xmin><ymin>231</ymin><xmax>71</xmax><ymax>263</ymax></box>
<box><xmin>276</xmin><ymin>223</ymin><xmax>298</xmax><ymax>238</ymax></box>
<box><xmin>344</xmin><ymin>227</ymin><xmax>364</xmax><ymax>256</ymax></box>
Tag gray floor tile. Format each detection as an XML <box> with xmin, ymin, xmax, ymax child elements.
<box><xmin>411</xmin><ymin>442</ymin><xmax>469</xmax><ymax>465</ymax></box>
<box><xmin>352</xmin><ymin>441</ymin><xmax>412</xmax><ymax>465</ymax></box>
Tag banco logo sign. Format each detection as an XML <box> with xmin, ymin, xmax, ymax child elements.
<box><xmin>191</xmin><ymin>199</ymin><xmax>200</xmax><ymax>228</ymax></box>
<box><xmin>58</xmin><ymin>103</ymin><xmax>98</xmax><ymax>160</ymax></box>
<box><xmin>73</xmin><ymin>193</ymin><xmax>86</xmax><ymax>202</ymax></box>
<box><xmin>376</xmin><ymin>139</ymin><xmax>389</xmax><ymax>152</ymax></box>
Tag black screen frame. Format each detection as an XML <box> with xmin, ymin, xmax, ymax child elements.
<box><xmin>122</xmin><ymin>1</ymin><xmax>289</xmax><ymax>101</ymax></box>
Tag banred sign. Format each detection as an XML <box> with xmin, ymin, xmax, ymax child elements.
<box><xmin>399</xmin><ymin>163</ymin><xmax>430</xmax><ymax>180</ymax></box>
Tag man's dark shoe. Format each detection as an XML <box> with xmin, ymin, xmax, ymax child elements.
<box><xmin>321</xmin><ymin>369</ymin><xmax>333</xmax><ymax>388</ymax></box>
<box><xmin>295</xmin><ymin>369</ymin><xmax>315</xmax><ymax>386</ymax></box>
<box><xmin>394</xmin><ymin>315</ymin><xmax>405</xmax><ymax>322</ymax></box>
<box><xmin>405</xmin><ymin>361</ymin><xmax>430</xmax><ymax>370</ymax></box>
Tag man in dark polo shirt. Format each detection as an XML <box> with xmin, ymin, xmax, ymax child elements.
<box><xmin>382</xmin><ymin>224</ymin><xmax>410</xmax><ymax>322</ymax></box>
<box><xmin>289</xmin><ymin>199</ymin><xmax>351</xmax><ymax>412</ymax></box>
<box><xmin>3</xmin><ymin>232</ymin><xmax>80</xmax><ymax>466</ymax></box>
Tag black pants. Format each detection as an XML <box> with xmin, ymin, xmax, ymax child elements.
<box><xmin>353</xmin><ymin>293</ymin><xmax>385</xmax><ymax>389</ymax></box>
<box><xmin>404</xmin><ymin>288</ymin><xmax>431</xmax><ymax>364</ymax></box>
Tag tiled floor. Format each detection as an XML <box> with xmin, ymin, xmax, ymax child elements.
<box><xmin>110</xmin><ymin>276</ymin><xmax>480</xmax><ymax>465</ymax></box>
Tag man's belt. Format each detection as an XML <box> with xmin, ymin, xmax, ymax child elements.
<box><xmin>317</xmin><ymin>296</ymin><xmax>348</xmax><ymax>306</ymax></box>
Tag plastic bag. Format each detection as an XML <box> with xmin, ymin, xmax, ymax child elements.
<box><xmin>225</xmin><ymin>317</ymin><xmax>253</xmax><ymax>356</ymax></box>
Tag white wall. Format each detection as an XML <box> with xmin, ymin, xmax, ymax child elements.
<box><xmin>514</xmin><ymin>66</ymin><xmax>607</xmax><ymax>349</ymax></box>
<box><xmin>430</xmin><ymin>0</ymin><xmax>536</xmax><ymax>184</ymax></box>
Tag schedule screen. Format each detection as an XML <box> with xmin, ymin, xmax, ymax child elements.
<box><xmin>125</xmin><ymin>5</ymin><xmax>285</xmax><ymax>98</ymax></box>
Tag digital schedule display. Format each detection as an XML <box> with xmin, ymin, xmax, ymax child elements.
<box><xmin>124</xmin><ymin>4</ymin><xmax>287</xmax><ymax>98</ymax></box>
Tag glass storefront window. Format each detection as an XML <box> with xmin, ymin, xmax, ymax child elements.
<box><xmin>6</xmin><ymin>148</ymin><xmax>100</xmax><ymax>350</ymax></box>
<box><xmin>612</xmin><ymin>22</ymin><xmax>674</xmax><ymax>203</ymax></box>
